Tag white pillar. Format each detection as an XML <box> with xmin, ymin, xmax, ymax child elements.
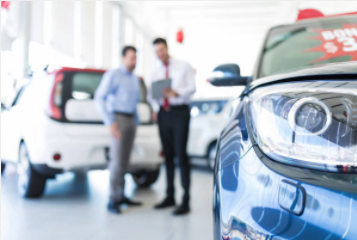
<box><xmin>118</xmin><ymin>6</ymin><xmax>124</xmax><ymax>52</ymax></box>
<box><xmin>124</xmin><ymin>17</ymin><xmax>134</xmax><ymax>46</ymax></box>
<box><xmin>135</xmin><ymin>29</ymin><xmax>144</xmax><ymax>76</ymax></box>
<box><xmin>95</xmin><ymin>1</ymin><xmax>103</xmax><ymax>68</ymax></box>
<box><xmin>113</xmin><ymin>5</ymin><xmax>124</xmax><ymax>68</ymax></box>
<box><xmin>20</xmin><ymin>1</ymin><xmax>31</xmax><ymax>78</ymax></box>
<box><xmin>102</xmin><ymin>1</ymin><xmax>113</xmax><ymax>69</ymax></box>
<box><xmin>80</xmin><ymin>2</ymin><xmax>96</xmax><ymax>67</ymax></box>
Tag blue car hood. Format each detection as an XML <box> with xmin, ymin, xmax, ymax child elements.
<box><xmin>248</xmin><ymin>61</ymin><xmax>357</xmax><ymax>93</ymax></box>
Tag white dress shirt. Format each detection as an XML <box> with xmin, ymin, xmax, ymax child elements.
<box><xmin>150</xmin><ymin>57</ymin><xmax>196</xmax><ymax>110</ymax></box>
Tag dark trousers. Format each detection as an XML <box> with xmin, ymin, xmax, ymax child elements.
<box><xmin>158</xmin><ymin>105</ymin><xmax>191</xmax><ymax>204</ymax></box>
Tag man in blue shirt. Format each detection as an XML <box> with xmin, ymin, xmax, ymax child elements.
<box><xmin>95</xmin><ymin>46</ymin><xmax>142</xmax><ymax>214</ymax></box>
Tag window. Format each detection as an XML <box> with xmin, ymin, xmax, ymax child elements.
<box><xmin>1</xmin><ymin>103</ymin><xmax>6</xmax><ymax>112</ymax></box>
<box><xmin>71</xmin><ymin>72</ymin><xmax>147</xmax><ymax>101</ymax></box>
<box><xmin>71</xmin><ymin>73</ymin><xmax>103</xmax><ymax>100</ymax></box>
<box><xmin>259</xmin><ymin>16</ymin><xmax>357</xmax><ymax>78</ymax></box>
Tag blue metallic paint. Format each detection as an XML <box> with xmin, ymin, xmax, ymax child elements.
<box><xmin>250</xmin><ymin>61</ymin><xmax>357</xmax><ymax>93</ymax></box>
<box><xmin>213</xmin><ymin>95</ymin><xmax>357</xmax><ymax>240</ymax></box>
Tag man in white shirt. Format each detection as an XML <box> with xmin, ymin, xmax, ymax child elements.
<box><xmin>151</xmin><ymin>38</ymin><xmax>196</xmax><ymax>215</ymax></box>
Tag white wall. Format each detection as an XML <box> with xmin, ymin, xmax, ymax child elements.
<box><xmin>52</xmin><ymin>1</ymin><xmax>75</xmax><ymax>57</ymax></box>
<box><xmin>102</xmin><ymin>1</ymin><xmax>113</xmax><ymax>69</ymax></box>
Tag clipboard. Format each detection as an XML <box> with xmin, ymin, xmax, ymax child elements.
<box><xmin>152</xmin><ymin>79</ymin><xmax>172</xmax><ymax>100</ymax></box>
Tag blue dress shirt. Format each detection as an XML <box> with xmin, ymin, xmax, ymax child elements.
<box><xmin>94</xmin><ymin>66</ymin><xmax>140</xmax><ymax>126</ymax></box>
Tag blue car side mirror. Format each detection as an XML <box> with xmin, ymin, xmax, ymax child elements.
<box><xmin>208</xmin><ymin>64</ymin><xmax>250</xmax><ymax>87</ymax></box>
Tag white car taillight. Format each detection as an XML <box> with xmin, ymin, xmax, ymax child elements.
<box><xmin>47</xmin><ymin>73</ymin><xmax>64</xmax><ymax>120</ymax></box>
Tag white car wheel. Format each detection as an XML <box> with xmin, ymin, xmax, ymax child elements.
<box><xmin>17</xmin><ymin>142</ymin><xmax>47</xmax><ymax>198</ymax></box>
<box><xmin>18</xmin><ymin>143</ymin><xmax>30</xmax><ymax>196</ymax></box>
<box><xmin>132</xmin><ymin>168</ymin><xmax>160</xmax><ymax>188</ymax></box>
<box><xmin>1</xmin><ymin>162</ymin><xmax>6</xmax><ymax>175</ymax></box>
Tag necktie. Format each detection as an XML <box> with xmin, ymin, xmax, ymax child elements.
<box><xmin>163</xmin><ymin>63</ymin><xmax>170</xmax><ymax>111</ymax></box>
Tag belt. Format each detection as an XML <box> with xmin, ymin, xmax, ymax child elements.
<box><xmin>160</xmin><ymin>104</ymin><xmax>189</xmax><ymax>111</ymax></box>
<box><xmin>114</xmin><ymin>111</ymin><xmax>134</xmax><ymax>117</ymax></box>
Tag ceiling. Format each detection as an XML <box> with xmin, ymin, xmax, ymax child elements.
<box><xmin>123</xmin><ymin>1</ymin><xmax>357</xmax><ymax>37</ymax></box>
<box><xmin>123</xmin><ymin>1</ymin><xmax>297</xmax><ymax>37</ymax></box>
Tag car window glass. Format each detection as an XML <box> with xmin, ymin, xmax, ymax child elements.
<box><xmin>72</xmin><ymin>73</ymin><xmax>103</xmax><ymax>100</ymax></box>
<box><xmin>71</xmin><ymin>73</ymin><xmax>146</xmax><ymax>102</ymax></box>
<box><xmin>259</xmin><ymin>16</ymin><xmax>357</xmax><ymax>78</ymax></box>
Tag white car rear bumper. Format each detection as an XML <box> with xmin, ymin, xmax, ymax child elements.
<box><xmin>30</xmin><ymin>135</ymin><xmax>162</xmax><ymax>171</ymax></box>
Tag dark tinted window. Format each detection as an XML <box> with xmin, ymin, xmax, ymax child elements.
<box><xmin>71</xmin><ymin>72</ymin><xmax>147</xmax><ymax>101</ymax></box>
<box><xmin>259</xmin><ymin>16</ymin><xmax>357</xmax><ymax>78</ymax></box>
<box><xmin>72</xmin><ymin>73</ymin><xmax>103</xmax><ymax>100</ymax></box>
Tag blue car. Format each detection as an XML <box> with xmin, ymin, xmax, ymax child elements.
<box><xmin>211</xmin><ymin>14</ymin><xmax>357</xmax><ymax>240</ymax></box>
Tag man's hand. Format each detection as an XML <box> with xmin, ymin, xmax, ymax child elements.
<box><xmin>152</xmin><ymin>112</ymin><xmax>158</xmax><ymax>123</ymax></box>
<box><xmin>110</xmin><ymin>122</ymin><xmax>122</xmax><ymax>140</ymax></box>
<box><xmin>162</xmin><ymin>88</ymin><xmax>178</xmax><ymax>98</ymax></box>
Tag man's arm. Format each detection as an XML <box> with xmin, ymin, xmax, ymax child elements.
<box><xmin>134</xmin><ymin>79</ymin><xmax>141</xmax><ymax>126</ymax></box>
<box><xmin>94</xmin><ymin>71</ymin><xmax>122</xmax><ymax>139</ymax></box>
<box><xmin>134</xmin><ymin>109</ymin><xmax>140</xmax><ymax>126</ymax></box>
<box><xmin>146</xmin><ymin>85</ymin><xmax>160</xmax><ymax>112</ymax></box>
<box><xmin>94</xmin><ymin>71</ymin><xmax>115</xmax><ymax>126</ymax></box>
<box><xmin>174</xmin><ymin>62</ymin><xmax>196</xmax><ymax>97</ymax></box>
<box><xmin>147</xmin><ymin>73</ymin><xmax>161</xmax><ymax>122</ymax></box>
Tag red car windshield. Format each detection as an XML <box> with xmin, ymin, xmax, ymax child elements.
<box><xmin>259</xmin><ymin>15</ymin><xmax>357</xmax><ymax>78</ymax></box>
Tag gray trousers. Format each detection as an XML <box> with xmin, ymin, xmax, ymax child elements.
<box><xmin>109</xmin><ymin>114</ymin><xmax>136</xmax><ymax>202</ymax></box>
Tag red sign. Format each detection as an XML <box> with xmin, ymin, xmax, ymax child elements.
<box><xmin>297</xmin><ymin>9</ymin><xmax>324</xmax><ymax>21</ymax></box>
<box><xmin>305</xmin><ymin>24</ymin><xmax>357</xmax><ymax>63</ymax></box>
<box><xmin>176</xmin><ymin>29</ymin><xmax>184</xmax><ymax>44</ymax></box>
<box><xmin>297</xmin><ymin>9</ymin><xmax>357</xmax><ymax>21</ymax></box>
<box><xmin>1</xmin><ymin>1</ymin><xmax>11</xmax><ymax>10</ymax></box>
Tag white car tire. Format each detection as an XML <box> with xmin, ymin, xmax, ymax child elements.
<box><xmin>1</xmin><ymin>162</ymin><xmax>5</xmax><ymax>175</ymax></box>
<box><xmin>18</xmin><ymin>142</ymin><xmax>47</xmax><ymax>198</ymax></box>
<box><xmin>132</xmin><ymin>168</ymin><xmax>160</xmax><ymax>188</ymax></box>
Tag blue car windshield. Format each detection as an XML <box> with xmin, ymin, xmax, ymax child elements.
<box><xmin>259</xmin><ymin>16</ymin><xmax>357</xmax><ymax>78</ymax></box>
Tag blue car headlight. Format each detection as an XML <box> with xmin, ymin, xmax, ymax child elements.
<box><xmin>248</xmin><ymin>81</ymin><xmax>357</xmax><ymax>172</ymax></box>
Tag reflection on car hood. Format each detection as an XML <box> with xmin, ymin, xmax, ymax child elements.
<box><xmin>248</xmin><ymin>61</ymin><xmax>357</xmax><ymax>93</ymax></box>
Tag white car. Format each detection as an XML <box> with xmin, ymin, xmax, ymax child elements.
<box><xmin>188</xmin><ymin>98</ymin><xmax>233</xmax><ymax>170</ymax></box>
<box><xmin>1</xmin><ymin>67</ymin><xmax>162</xmax><ymax>198</ymax></box>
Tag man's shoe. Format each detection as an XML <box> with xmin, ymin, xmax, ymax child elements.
<box><xmin>119</xmin><ymin>197</ymin><xmax>142</xmax><ymax>206</ymax></box>
<box><xmin>108</xmin><ymin>201</ymin><xmax>121</xmax><ymax>214</ymax></box>
<box><xmin>154</xmin><ymin>197</ymin><xmax>176</xmax><ymax>209</ymax></box>
<box><xmin>173</xmin><ymin>204</ymin><xmax>190</xmax><ymax>215</ymax></box>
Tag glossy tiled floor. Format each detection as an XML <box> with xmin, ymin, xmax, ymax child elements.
<box><xmin>1</xmin><ymin>163</ymin><xmax>213</xmax><ymax>240</ymax></box>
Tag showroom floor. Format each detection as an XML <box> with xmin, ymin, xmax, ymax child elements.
<box><xmin>1</xmin><ymin>163</ymin><xmax>213</xmax><ymax>240</ymax></box>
